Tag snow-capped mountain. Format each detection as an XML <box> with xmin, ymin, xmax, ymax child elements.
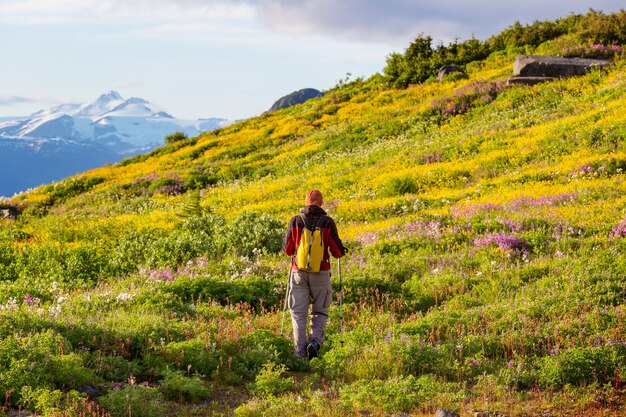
<box><xmin>0</xmin><ymin>91</ymin><xmax>231</xmax><ymax>197</ymax></box>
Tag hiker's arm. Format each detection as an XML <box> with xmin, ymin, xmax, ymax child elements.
<box><xmin>328</xmin><ymin>218</ymin><xmax>346</xmax><ymax>258</ymax></box>
<box><xmin>283</xmin><ymin>217</ymin><xmax>297</xmax><ymax>256</ymax></box>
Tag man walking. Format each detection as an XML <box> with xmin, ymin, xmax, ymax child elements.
<box><xmin>283</xmin><ymin>190</ymin><xmax>346</xmax><ymax>360</ymax></box>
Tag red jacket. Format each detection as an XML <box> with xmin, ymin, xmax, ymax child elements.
<box><xmin>283</xmin><ymin>205</ymin><xmax>346</xmax><ymax>271</ymax></box>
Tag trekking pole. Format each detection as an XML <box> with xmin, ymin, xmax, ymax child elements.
<box><xmin>338</xmin><ymin>257</ymin><xmax>344</xmax><ymax>346</ymax></box>
<box><xmin>280</xmin><ymin>266</ymin><xmax>292</xmax><ymax>337</ymax></box>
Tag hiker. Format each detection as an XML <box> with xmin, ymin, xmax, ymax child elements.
<box><xmin>282</xmin><ymin>190</ymin><xmax>347</xmax><ymax>360</ymax></box>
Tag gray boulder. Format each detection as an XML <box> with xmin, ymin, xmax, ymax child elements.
<box><xmin>506</xmin><ymin>76</ymin><xmax>555</xmax><ymax>86</ymax></box>
<box><xmin>513</xmin><ymin>55</ymin><xmax>610</xmax><ymax>78</ymax></box>
<box><xmin>0</xmin><ymin>207</ymin><xmax>17</xmax><ymax>219</ymax></box>
<box><xmin>77</xmin><ymin>383</ymin><xmax>104</xmax><ymax>399</ymax></box>
<box><xmin>437</xmin><ymin>65</ymin><xmax>464</xmax><ymax>81</ymax></box>
<box><xmin>435</xmin><ymin>408</ymin><xmax>460</xmax><ymax>417</ymax></box>
<box><xmin>268</xmin><ymin>88</ymin><xmax>323</xmax><ymax>112</ymax></box>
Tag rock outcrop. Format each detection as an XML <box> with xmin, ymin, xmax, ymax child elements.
<box><xmin>0</xmin><ymin>207</ymin><xmax>17</xmax><ymax>220</ymax></box>
<box><xmin>268</xmin><ymin>88</ymin><xmax>323</xmax><ymax>112</ymax></box>
<box><xmin>507</xmin><ymin>55</ymin><xmax>611</xmax><ymax>86</ymax></box>
<box><xmin>437</xmin><ymin>65</ymin><xmax>464</xmax><ymax>81</ymax></box>
<box><xmin>435</xmin><ymin>408</ymin><xmax>460</xmax><ymax>417</ymax></box>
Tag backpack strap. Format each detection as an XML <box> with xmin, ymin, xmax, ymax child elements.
<box><xmin>299</xmin><ymin>213</ymin><xmax>311</xmax><ymax>230</ymax></box>
<box><xmin>300</xmin><ymin>214</ymin><xmax>327</xmax><ymax>230</ymax></box>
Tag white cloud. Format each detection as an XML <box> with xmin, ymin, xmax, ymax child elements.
<box><xmin>0</xmin><ymin>95</ymin><xmax>41</xmax><ymax>107</ymax></box>
<box><xmin>115</xmin><ymin>80</ymin><xmax>145</xmax><ymax>90</ymax></box>
<box><xmin>1</xmin><ymin>0</ymin><xmax>622</xmax><ymax>47</ymax></box>
<box><xmin>245</xmin><ymin>0</ymin><xmax>626</xmax><ymax>46</ymax></box>
<box><xmin>0</xmin><ymin>0</ymin><xmax>255</xmax><ymax>25</ymax></box>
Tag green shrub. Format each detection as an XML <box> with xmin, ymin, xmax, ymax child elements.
<box><xmin>20</xmin><ymin>386</ymin><xmax>85</xmax><ymax>416</ymax></box>
<box><xmin>538</xmin><ymin>345</ymin><xmax>626</xmax><ymax>389</ymax></box>
<box><xmin>178</xmin><ymin>212</ymin><xmax>227</xmax><ymax>255</ymax></box>
<box><xmin>163</xmin><ymin>339</ymin><xmax>221</xmax><ymax>376</ymax></box>
<box><xmin>250</xmin><ymin>362</ymin><xmax>292</xmax><ymax>397</ymax></box>
<box><xmin>224</xmin><ymin>211</ymin><xmax>284</xmax><ymax>257</ymax></box>
<box><xmin>383</xmin><ymin>34</ymin><xmax>490</xmax><ymax>88</ymax></box>
<box><xmin>233</xmin><ymin>396</ymin><xmax>307</xmax><ymax>417</ymax></box>
<box><xmin>0</xmin><ymin>243</ymin><xmax>17</xmax><ymax>282</ymax></box>
<box><xmin>164</xmin><ymin>131</ymin><xmax>188</xmax><ymax>144</ymax></box>
<box><xmin>338</xmin><ymin>375</ymin><xmax>447</xmax><ymax>413</ymax></box>
<box><xmin>99</xmin><ymin>385</ymin><xmax>165</xmax><ymax>417</ymax></box>
<box><xmin>0</xmin><ymin>330</ymin><xmax>75</xmax><ymax>405</ymax></box>
<box><xmin>40</xmin><ymin>176</ymin><xmax>105</xmax><ymax>207</ymax></box>
<box><xmin>498</xmin><ymin>360</ymin><xmax>538</xmax><ymax>389</ymax></box>
<box><xmin>51</xmin><ymin>353</ymin><xmax>98</xmax><ymax>389</ymax></box>
<box><xmin>163</xmin><ymin>275</ymin><xmax>278</xmax><ymax>309</ymax></box>
<box><xmin>382</xmin><ymin>176</ymin><xmax>420</xmax><ymax>197</ymax></box>
<box><xmin>91</xmin><ymin>354</ymin><xmax>142</xmax><ymax>382</ymax></box>
<box><xmin>401</xmin><ymin>276</ymin><xmax>437</xmax><ymax>312</ymax></box>
<box><xmin>243</xmin><ymin>330</ymin><xmax>298</xmax><ymax>369</ymax></box>
<box><xmin>159</xmin><ymin>368</ymin><xmax>210</xmax><ymax>403</ymax></box>
<box><xmin>383</xmin><ymin>35</ymin><xmax>438</xmax><ymax>88</ymax></box>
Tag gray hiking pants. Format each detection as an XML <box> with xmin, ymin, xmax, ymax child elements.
<box><xmin>288</xmin><ymin>268</ymin><xmax>332</xmax><ymax>358</ymax></box>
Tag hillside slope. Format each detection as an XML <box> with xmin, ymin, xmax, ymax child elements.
<box><xmin>1</xmin><ymin>24</ymin><xmax>626</xmax><ymax>417</ymax></box>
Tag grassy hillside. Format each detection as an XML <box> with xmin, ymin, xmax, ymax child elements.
<box><xmin>1</xmin><ymin>11</ymin><xmax>626</xmax><ymax>417</ymax></box>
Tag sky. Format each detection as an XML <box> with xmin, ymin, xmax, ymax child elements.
<box><xmin>0</xmin><ymin>0</ymin><xmax>623</xmax><ymax>121</ymax></box>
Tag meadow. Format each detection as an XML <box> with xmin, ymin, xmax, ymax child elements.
<box><xmin>1</xmin><ymin>10</ymin><xmax>626</xmax><ymax>417</ymax></box>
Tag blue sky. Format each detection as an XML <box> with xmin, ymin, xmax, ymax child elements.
<box><xmin>0</xmin><ymin>0</ymin><xmax>623</xmax><ymax>120</ymax></box>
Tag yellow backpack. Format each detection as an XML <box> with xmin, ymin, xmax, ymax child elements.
<box><xmin>296</xmin><ymin>214</ymin><xmax>325</xmax><ymax>272</ymax></box>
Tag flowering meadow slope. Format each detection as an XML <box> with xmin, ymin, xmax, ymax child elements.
<box><xmin>1</xmin><ymin>43</ymin><xmax>626</xmax><ymax>416</ymax></box>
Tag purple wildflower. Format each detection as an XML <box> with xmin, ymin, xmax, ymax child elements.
<box><xmin>419</xmin><ymin>152</ymin><xmax>443</xmax><ymax>164</ymax></box>
<box><xmin>474</xmin><ymin>232</ymin><xmax>528</xmax><ymax>253</ymax></box>
<box><xmin>498</xmin><ymin>219</ymin><xmax>523</xmax><ymax>232</ymax></box>
<box><xmin>431</xmin><ymin>80</ymin><xmax>505</xmax><ymax>116</ymax></box>
<box><xmin>144</xmin><ymin>268</ymin><xmax>176</xmax><ymax>282</ymax></box>
<box><xmin>355</xmin><ymin>231</ymin><xmax>380</xmax><ymax>246</ymax></box>
<box><xmin>506</xmin><ymin>360</ymin><xmax>515</xmax><ymax>367</ymax></box>
<box><xmin>405</xmin><ymin>220</ymin><xmax>443</xmax><ymax>239</ymax></box>
<box><xmin>157</xmin><ymin>178</ymin><xmax>184</xmax><ymax>196</ymax></box>
<box><xmin>571</xmin><ymin>163</ymin><xmax>596</xmax><ymax>176</ymax></box>
<box><xmin>451</xmin><ymin>202</ymin><xmax>500</xmax><ymax>218</ymax></box>
<box><xmin>507</xmin><ymin>193</ymin><xmax>577</xmax><ymax>209</ymax></box>
<box><xmin>610</xmin><ymin>218</ymin><xmax>626</xmax><ymax>239</ymax></box>
<box><xmin>144</xmin><ymin>173</ymin><xmax>159</xmax><ymax>181</ymax></box>
<box><xmin>23</xmin><ymin>294</ymin><xmax>34</xmax><ymax>304</ymax></box>
<box><xmin>349</xmin><ymin>255</ymin><xmax>367</xmax><ymax>269</ymax></box>
<box><xmin>466</xmin><ymin>359</ymin><xmax>480</xmax><ymax>367</ymax></box>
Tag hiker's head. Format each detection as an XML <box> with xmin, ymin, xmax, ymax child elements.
<box><xmin>305</xmin><ymin>190</ymin><xmax>323</xmax><ymax>207</ymax></box>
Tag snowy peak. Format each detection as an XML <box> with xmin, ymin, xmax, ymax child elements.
<box><xmin>101</xmin><ymin>97</ymin><xmax>173</xmax><ymax>119</ymax></box>
<box><xmin>99</xmin><ymin>90</ymin><xmax>123</xmax><ymax>101</ymax></box>
<box><xmin>30</xmin><ymin>103</ymin><xmax>83</xmax><ymax>119</ymax></box>
<box><xmin>74</xmin><ymin>91</ymin><xmax>125</xmax><ymax>118</ymax></box>
<box><xmin>18</xmin><ymin>114</ymin><xmax>78</xmax><ymax>139</ymax></box>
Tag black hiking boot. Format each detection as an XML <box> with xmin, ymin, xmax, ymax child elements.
<box><xmin>307</xmin><ymin>339</ymin><xmax>320</xmax><ymax>360</ymax></box>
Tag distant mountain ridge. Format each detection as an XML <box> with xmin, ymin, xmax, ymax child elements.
<box><xmin>0</xmin><ymin>91</ymin><xmax>231</xmax><ymax>196</ymax></box>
